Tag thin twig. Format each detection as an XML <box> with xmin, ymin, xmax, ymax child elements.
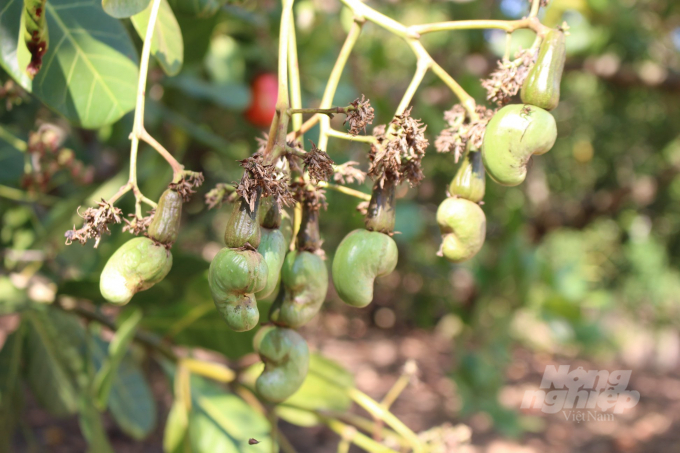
<box><xmin>318</xmin><ymin>181</ymin><xmax>371</xmax><ymax>201</ymax></box>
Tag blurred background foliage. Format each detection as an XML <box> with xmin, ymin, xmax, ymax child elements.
<box><xmin>2</xmin><ymin>0</ymin><xmax>680</xmax><ymax>446</ymax></box>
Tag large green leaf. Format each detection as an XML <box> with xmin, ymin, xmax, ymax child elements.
<box><xmin>94</xmin><ymin>309</ymin><xmax>142</xmax><ymax>409</ymax></box>
<box><xmin>0</xmin><ymin>327</ymin><xmax>25</xmax><ymax>453</ymax></box>
<box><xmin>164</xmin><ymin>400</ymin><xmax>189</xmax><ymax>453</ymax></box>
<box><xmin>0</xmin><ymin>0</ymin><xmax>33</xmax><ymax>89</ymax></box>
<box><xmin>131</xmin><ymin>0</ymin><xmax>183</xmax><ymax>76</ymax></box>
<box><xmin>1</xmin><ymin>0</ymin><xmax>139</xmax><ymax>128</ymax></box>
<box><xmin>24</xmin><ymin>308</ymin><xmax>87</xmax><ymax>417</ymax></box>
<box><xmin>91</xmin><ymin>337</ymin><xmax>157</xmax><ymax>440</ymax></box>
<box><xmin>188</xmin><ymin>376</ymin><xmax>273</xmax><ymax>453</ymax></box>
<box><xmin>78</xmin><ymin>396</ymin><xmax>114</xmax><ymax>453</ymax></box>
<box><xmin>102</xmin><ymin>0</ymin><xmax>151</xmax><ymax>18</ymax></box>
<box><xmin>168</xmin><ymin>0</ymin><xmax>226</xmax><ymax>18</ymax></box>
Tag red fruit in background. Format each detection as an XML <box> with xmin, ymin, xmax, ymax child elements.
<box><xmin>245</xmin><ymin>74</ymin><xmax>278</xmax><ymax>127</ymax></box>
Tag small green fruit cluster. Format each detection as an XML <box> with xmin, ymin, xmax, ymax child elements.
<box><xmin>437</xmin><ymin>146</ymin><xmax>487</xmax><ymax>263</ymax></box>
<box><xmin>482</xmin><ymin>28</ymin><xmax>565</xmax><ymax>187</ymax></box>
<box><xmin>100</xmin><ymin>188</ymin><xmax>182</xmax><ymax>305</ymax></box>
<box><xmin>332</xmin><ymin>180</ymin><xmax>398</xmax><ymax>308</ymax></box>
<box><xmin>208</xmin><ymin>195</ymin><xmax>269</xmax><ymax>332</ymax></box>
<box><xmin>253</xmin><ymin>326</ymin><xmax>309</xmax><ymax>403</ymax></box>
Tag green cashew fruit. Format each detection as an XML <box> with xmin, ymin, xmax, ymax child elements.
<box><xmin>269</xmin><ymin>250</ymin><xmax>328</xmax><ymax>328</ymax></box>
<box><xmin>254</xmin><ymin>326</ymin><xmax>309</xmax><ymax>403</ymax></box>
<box><xmin>482</xmin><ymin>104</ymin><xmax>557</xmax><ymax>186</ymax></box>
<box><xmin>364</xmin><ymin>180</ymin><xmax>396</xmax><ymax>233</ymax></box>
<box><xmin>255</xmin><ymin>200</ymin><xmax>289</xmax><ymax>300</ymax></box>
<box><xmin>521</xmin><ymin>29</ymin><xmax>566</xmax><ymax>111</ymax></box>
<box><xmin>450</xmin><ymin>147</ymin><xmax>485</xmax><ymax>203</ymax></box>
<box><xmin>332</xmin><ymin>229</ymin><xmax>398</xmax><ymax>308</ymax></box>
<box><xmin>208</xmin><ymin>247</ymin><xmax>268</xmax><ymax>331</ymax></box>
<box><xmin>436</xmin><ymin>197</ymin><xmax>486</xmax><ymax>263</ymax></box>
<box><xmin>100</xmin><ymin>237</ymin><xmax>172</xmax><ymax>304</ymax></box>
<box><xmin>148</xmin><ymin>188</ymin><xmax>182</xmax><ymax>245</ymax></box>
<box><xmin>224</xmin><ymin>195</ymin><xmax>261</xmax><ymax>249</ymax></box>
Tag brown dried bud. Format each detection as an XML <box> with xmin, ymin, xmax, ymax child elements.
<box><xmin>303</xmin><ymin>142</ymin><xmax>334</xmax><ymax>183</ymax></box>
<box><xmin>344</xmin><ymin>95</ymin><xmax>375</xmax><ymax>136</ymax></box>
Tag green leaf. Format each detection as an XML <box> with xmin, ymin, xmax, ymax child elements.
<box><xmin>168</xmin><ymin>0</ymin><xmax>226</xmax><ymax>18</ymax></box>
<box><xmin>93</xmin><ymin>309</ymin><xmax>142</xmax><ymax>409</ymax></box>
<box><xmin>102</xmin><ymin>0</ymin><xmax>152</xmax><ymax>18</ymax></box>
<box><xmin>4</xmin><ymin>0</ymin><xmax>140</xmax><ymax>128</ymax></box>
<box><xmin>24</xmin><ymin>307</ymin><xmax>87</xmax><ymax>417</ymax></box>
<box><xmin>131</xmin><ymin>0</ymin><xmax>183</xmax><ymax>76</ymax></box>
<box><xmin>0</xmin><ymin>0</ymin><xmax>32</xmax><ymax>90</ymax></box>
<box><xmin>90</xmin><ymin>337</ymin><xmax>157</xmax><ymax>440</ymax></box>
<box><xmin>165</xmin><ymin>75</ymin><xmax>250</xmax><ymax>110</ymax></box>
<box><xmin>164</xmin><ymin>400</ymin><xmax>189</xmax><ymax>453</ymax></box>
<box><xmin>78</xmin><ymin>396</ymin><xmax>114</xmax><ymax>453</ymax></box>
<box><xmin>188</xmin><ymin>377</ymin><xmax>273</xmax><ymax>453</ymax></box>
<box><xmin>0</xmin><ymin>327</ymin><xmax>25</xmax><ymax>453</ymax></box>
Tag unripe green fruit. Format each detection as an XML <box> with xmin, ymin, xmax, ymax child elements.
<box><xmin>365</xmin><ymin>180</ymin><xmax>396</xmax><ymax>234</ymax></box>
<box><xmin>224</xmin><ymin>197</ymin><xmax>261</xmax><ymax>249</ymax></box>
<box><xmin>332</xmin><ymin>229</ymin><xmax>398</xmax><ymax>308</ymax></box>
<box><xmin>208</xmin><ymin>248</ymin><xmax>268</xmax><ymax>332</ymax></box>
<box><xmin>254</xmin><ymin>326</ymin><xmax>309</xmax><ymax>403</ymax></box>
<box><xmin>148</xmin><ymin>189</ymin><xmax>182</xmax><ymax>245</ymax></box>
<box><xmin>482</xmin><ymin>104</ymin><xmax>557</xmax><ymax>186</ymax></box>
<box><xmin>100</xmin><ymin>237</ymin><xmax>172</xmax><ymax>305</ymax></box>
<box><xmin>280</xmin><ymin>210</ymin><xmax>293</xmax><ymax>249</ymax></box>
<box><xmin>436</xmin><ymin>197</ymin><xmax>486</xmax><ymax>263</ymax></box>
<box><xmin>269</xmin><ymin>250</ymin><xmax>328</xmax><ymax>328</ymax></box>
<box><xmin>255</xmin><ymin>227</ymin><xmax>287</xmax><ymax>300</ymax></box>
<box><xmin>521</xmin><ymin>29</ymin><xmax>566</xmax><ymax>111</ymax></box>
<box><xmin>450</xmin><ymin>148</ymin><xmax>485</xmax><ymax>203</ymax></box>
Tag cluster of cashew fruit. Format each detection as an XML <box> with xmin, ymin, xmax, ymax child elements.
<box><xmin>437</xmin><ymin>28</ymin><xmax>566</xmax><ymax>262</ymax></box>
<box><xmin>100</xmin><ymin>188</ymin><xmax>182</xmax><ymax>304</ymax></box>
<box><xmin>96</xmin><ymin>26</ymin><xmax>566</xmax><ymax>405</ymax></box>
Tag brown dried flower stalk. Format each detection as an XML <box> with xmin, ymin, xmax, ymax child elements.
<box><xmin>170</xmin><ymin>172</ymin><xmax>204</xmax><ymax>202</ymax></box>
<box><xmin>333</xmin><ymin>161</ymin><xmax>366</xmax><ymax>185</ymax></box>
<box><xmin>205</xmin><ymin>183</ymin><xmax>235</xmax><ymax>209</ymax></box>
<box><xmin>369</xmin><ymin>107</ymin><xmax>429</xmax><ymax>187</ymax></box>
<box><xmin>64</xmin><ymin>199</ymin><xmax>123</xmax><ymax>247</ymax></box>
<box><xmin>122</xmin><ymin>211</ymin><xmax>155</xmax><ymax>236</ymax></box>
<box><xmin>344</xmin><ymin>95</ymin><xmax>375</xmax><ymax>135</ymax></box>
<box><xmin>303</xmin><ymin>142</ymin><xmax>334</xmax><ymax>183</ymax></box>
<box><xmin>236</xmin><ymin>154</ymin><xmax>294</xmax><ymax>211</ymax></box>
<box><xmin>435</xmin><ymin>105</ymin><xmax>495</xmax><ymax>162</ymax></box>
<box><xmin>481</xmin><ymin>48</ymin><xmax>537</xmax><ymax>106</ymax></box>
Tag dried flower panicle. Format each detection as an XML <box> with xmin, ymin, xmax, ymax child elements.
<box><xmin>170</xmin><ymin>172</ymin><xmax>204</xmax><ymax>202</ymax></box>
<box><xmin>435</xmin><ymin>105</ymin><xmax>495</xmax><ymax>162</ymax></box>
<box><xmin>369</xmin><ymin>107</ymin><xmax>429</xmax><ymax>187</ymax></box>
<box><xmin>481</xmin><ymin>48</ymin><xmax>537</xmax><ymax>106</ymax></box>
<box><xmin>292</xmin><ymin>182</ymin><xmax>327</xmax><ymax>212</ymax></box>
<box><xmin>333</xmin><ymin>161</ymin><xmax>366</xmax><ymax>185</ymax></box>
<box><xmin>205</xmin><ymin>183</ymin><xmax>234</xmax><ymax>209</ymax></box>
<box><xmin>22</xmin><ymin>124</ymin><xmax>94</xmax><ymax>193</ymax></box>
<box><xmin>303</xmin><ymin>142</ymin><xmax>334</xmax><ymax>183</ymax></box>
<box><xmin>236</xmin><ymin>154</ymin><xmax>294</xmax><ymax>211</ymax></box>
<box><xmin>64</xmin><ymin>199</ymin><xmax>123</xmax><ymax>248</ymax></box>
<box><xmin>0</xmin><ymin>79</ymin><xmax>28</xmax><ymax>110</ymax></box>
<box><xmin>344</xmin><ymin>95</ymin><xmax>375</xmax><ymax>136</ymax></box>
<box><xmin>122</xmin><ymin>211</ymin><xmax>154</xmax><ymax>236</ymax></box>
<box><xmin>356</xmin><ymin>200</ymin><xmax>369</xmax><ymax>216</ymax></box>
